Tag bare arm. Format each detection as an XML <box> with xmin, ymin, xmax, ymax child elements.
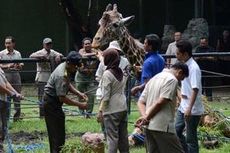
<box><xmin>29</xmin><ymin>52</ymin><xmax>47</xmax><ymax>59</ymax></box>
<box><xmin>184</xmin><ymin>88</ymin><xmax>198</xmax><ymax>120</ymax></box>
<box><xmin>137</xmin><ymin>100</ymin><xmax>146</xmax><ymax>117</ymax></box>
<box><xmin>0</xmin><ymin>84</ymin><xmax>14</xmax><ymax>96</ymax></box>
<box><xmin>59</xmin><ymin>96</ymin><xmax>87</xmax><ymax>109</ymax></box>
<box><xmin>69</xmin><ymin>83</ymin><xmax>88</xmax><ymax>100</ymax></box>
<box><xmin>131</xmin><ymin>79</ymin><xmax>149</xmax><ymax>96</ymax></box>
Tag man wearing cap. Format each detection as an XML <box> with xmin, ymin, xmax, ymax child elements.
<box><xmin>0</xmin><ymin>36</ymin><xmax>24</xmax><ymax>122</ymax></box>
<box><xmin>43</xmin><ymin>51</ymin><xmax>88</xmax><ymax>153</ymax></box>
<box><xmin>30</xmin><ymin>38</ymin><xmax>63</xmax><ymax>117</ymax></box>
<box><xmin>75</xmin><ymin>37</ymin><xmax>99</xmax><ymax>118</ymax></box>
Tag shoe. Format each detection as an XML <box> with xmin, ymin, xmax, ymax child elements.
<box><xmin>85</xmin><ymin>114</ymin><xmax>91</xmax><ymax>119</ymax></box>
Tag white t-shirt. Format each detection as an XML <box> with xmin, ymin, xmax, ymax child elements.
<box><xmin>166</xmin><ymin>41</ymin><xmax>178</xmax><ymax>65</ymax></box>
<box><xmin>178</xmin><ymin>57</ymin><xmax>204</xmax><ymax>115</ymax></box>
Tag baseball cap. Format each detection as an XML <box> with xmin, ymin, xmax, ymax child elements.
<box><xmin>43</xmin><ymin>38</ymin><xmax>52</xmax><ymax>44</ymax></box>
<box><xmin>107</xmin><ymin>41</ymin><xmax>122</xmax><ymax>51</ymax></box>
<box><xmin>66</xmin><ymin>51</ymin><xmax>82</xmax><ymax>65</ymax></box>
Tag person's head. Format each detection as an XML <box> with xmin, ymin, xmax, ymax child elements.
<box><xmin>82</xmin><ymin>37</ymin><xmax>92</xmax><ymax>52</ymax></box>
<box><xmin>103</xmin><ymin>48</ymin><xmax>120</xmax><ymax>68</ymax></box>
<box><xmin>5</xmin><ymin>36</ymin><xmax>15</xmax><ymax>51</ymax></box>
<box><xmin>144</xmin><ymin>34</ymin><xmax>160</xmax><ymax>52</ymax></box>
<box><xmin>199</xmin><ymin>37</ymin><xmax>209</xmax><ymax>47</ymax></box>
<box><xmin>176</xmin><ymin>40</ymin><xmax>192</xmax><ymax>62</ymax></box>
<box><xmin>66</xmin><ymin>51</ymin><xmax>82</xmax><ymax>74</ymax></box>
<box><xmin>171</xmin><ymin>62</ymin><xmax>189</xmax><ymax>81</ymax></box>
<box><xmin>174</xmin><ymin>32</ymin><xmax>182</xmax><ymax>42</ymax></box>
<box><xmin>223</xmin><ymin>30</ymin><xmax>230</xmax><ymax>39</ymax></box>
<box><xmin>43</xmin><ymin>38</ymin><xmax>53</xmax><ymax>51</ymax></box>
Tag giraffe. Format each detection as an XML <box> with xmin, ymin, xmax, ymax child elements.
<box><xmin>92</xmin><ymin>4</ymin><xmax>145</xmax><ymax>67</ymax></box>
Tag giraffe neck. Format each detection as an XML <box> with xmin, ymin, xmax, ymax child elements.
<box><xmin>117</xmin><ymin>30</ymin><xmax>145</xmax><ymax>66</ymax></box>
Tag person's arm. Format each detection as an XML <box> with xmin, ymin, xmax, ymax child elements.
<box><xmin>79</xmin><ymin>49</ymin><xmax>96</xmax><ymax>57</ymax></box>
<box><xmin>137</xmin><ymin>100</ymin><xmax>146</xmax><ymax>117</ymax></box>
<box><xmin>29</xmin><ymin>51</ymin><xmax>47</xmax><ymax>59</ymax></box>
<box><xmin>0</xmin><ymin>83</ymin><xmax>14</xmax><ymax>96</ymax></box>
<box><xmin>131</xmin><ymin>79</ymin><xmax>149</xmax><ymax>96</ymax></box>
<box><xmin>69</xmin><ymin>83</ymin><xmax>88</xmax><ymax>100</ymax></box>
<box><xmin>184</xmin><ymin>88</ymin><xmax>198</xmax><ymax>121</ymax></box>
<box><xmin>0</xmin><ymin>81</ymin><xmax>22</xmax><ymax>99</ymax></box>
<box><xmin>13</xmin><ymin>52</ymin><xmax>24</xmax><ymax>70</ymax></box>
<box><xmin>52</xmin><ymin>50</ymin><xmax>63</xmax><ymax>64</ymax></box>
<box><xmin>59</xmin><ymin>96</ymin><xmax>87</xmax><ymax>109</ymax></box>
<box><xmin>145</xmin><ymin>98</ymin><xmax>169</xmax><ymax>120</ymax></box>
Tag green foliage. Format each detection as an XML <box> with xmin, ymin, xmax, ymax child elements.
<box><xmin>6</xmin><ymin>100</ymin><xmax>230</xmax><ymax>153</ymax></box>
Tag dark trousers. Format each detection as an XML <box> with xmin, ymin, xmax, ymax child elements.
<box><xmin>37</xmin><ymin>82</ymin><xmax>46</xmax><ymax>117</ymax></box>
<box><xmin>175</xmin><ymin>111</ymin><xmax>201</xmax><ymax>153</ymax></box>
<box><xmin>5</xmin><ymin>72</ymin><xmax>21</xmax><ymax>121</ymax></box>
<box><xmin>43</xmin><ymin>94</ymin><xmax>65</xmax><ymax>153</ymax></box>
<box><xmin>145</xmin><ymin>129</ymin><xmax>184</xmax><ymax>153</ymax></box>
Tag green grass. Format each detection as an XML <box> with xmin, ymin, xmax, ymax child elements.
<box><xmin>5</xmin><ymin>98</ymin><xmax>230</xmax><ymax>153</ymax></box>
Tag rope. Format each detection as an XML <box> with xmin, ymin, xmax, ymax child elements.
<box><xmin>202</xmin><ymin>69</ymin><xmax>230</xmax><ymax>77</ymax></box>
<box><xmin>14</xmin><ymin>143</ymin><xmax>44</xmax><ymax>152</ymax></box>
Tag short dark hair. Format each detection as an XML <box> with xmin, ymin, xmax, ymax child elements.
<box><xmin>145</xmin><ymin>34</ymin><xmax>161</xmax><ymax>51</ymax></box>
<box><xmin>5</xmin><ymin>36</ymin><xmax>15</xmax><ymax>43</ymax></box>
<box><xmin>82</xmin><ymin>37</ymin><xmax>92</xmax><ymax>44</ymax></box>
<box><xmin>200</xmin><ymin>37</ymin><xmax>208</xmax><ymax>41</ymax></box>
<box><xmin>176</xmin><ymin>40</ymin><xmax>192</xmax><ymax>57</ymax></box>
<box><xmin>171</xmin><ymin>62</ymin><xmax>189</xmax><ymax>77</ymax></box>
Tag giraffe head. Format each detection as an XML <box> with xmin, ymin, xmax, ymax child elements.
<box><xmin>92</xmin><ymin>4</ymin><xmax>135</xmax><ymax>49</ymax></box>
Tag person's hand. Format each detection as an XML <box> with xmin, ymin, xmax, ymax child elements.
<box><xmin>131</xmin><ymin>86</ymin><xmax>140</xmax><ymax>96</ymax></box>
<box><xmin>97</xmin><ymin>111</ymin><xmax>103</xmax><ymax>123</ymax></box>
<box><xmin>12</xmin><ymin>93</ymin><xmax>24</xmax><ymax>100</ymax></box>
<box><xmin>184</xmin><ymin>108</ymin><xmax>192</xmax><ymax>122</ymax></box>
<box><xmin>79</xmin><ymin>92</ymin><xmax>88</xmax><ymax>102</ymax></box>
<box><xmin>13</xmin><ymin>63</ymin><xmax>23</xmax><ymax>70</ymax></box>
<box><xmin>78</xmin><ymin>102</ymin><xmax>88</xmax><ymax>110</ymax></box>
<box><xmin>134</xmin><ymin>65</ymin><xmax>142</xmax><ymax>72</ymax></box>
<box><xmin>135</xmin><ymin>116</ymin><xmax>149</xmax><ymax>128</ymax></box>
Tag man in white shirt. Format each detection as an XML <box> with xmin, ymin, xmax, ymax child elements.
<box><xmin>0</xmin><ymin>36</ymin><xmax>24</xmax><ymax>122</ymax></box>
<box><xmin>30</xmin><ymin>38</ymin><xmax>63</xmax><ymax>117</ymax></box>
<box><xmin>175</xmin><ymin>40</ymin><xmax>204</xmax><ymax>153</ymax></box>
<box><xmin>0</xmin><ymin>67</ymin><xmax>22</xmax><ymax>152</ymax></box>
<box><xmin>166</xmin><ymin>32</ymin><xmax>181</xmax><ymax>67</ymax></box>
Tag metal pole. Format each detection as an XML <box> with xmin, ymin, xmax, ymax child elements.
<box><xmin>139</xmin><ymin>0</ymin><xmax>143</xmax><ymax>35</ymax></box>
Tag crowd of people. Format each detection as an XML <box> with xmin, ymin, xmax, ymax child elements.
<box><xmin>0</xmin><ymin>29</ymin><xmax>229</xmax><ymax>153</ymax></box>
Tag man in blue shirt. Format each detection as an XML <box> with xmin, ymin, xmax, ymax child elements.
<box><xmin>131</xmin><ymin>34</ymin><xmax>165</xmax><ymax>95</ymax></box>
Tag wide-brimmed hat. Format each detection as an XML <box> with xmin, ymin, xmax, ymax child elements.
<box><xmin>107</xmin><ymin>41</ymin><xmax>122</xmax><ymax>51</ymax></box>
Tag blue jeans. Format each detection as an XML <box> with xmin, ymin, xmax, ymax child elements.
<box><xmin>175</xmin><ymin>110</ymin><xmax>201</xmax><ymax>153</ymax></box>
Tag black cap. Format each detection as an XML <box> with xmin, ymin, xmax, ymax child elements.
<box><xmin>66</xmin><ymin>51</ymin><xmax>82</xmax><ymax>65</ymax></box>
